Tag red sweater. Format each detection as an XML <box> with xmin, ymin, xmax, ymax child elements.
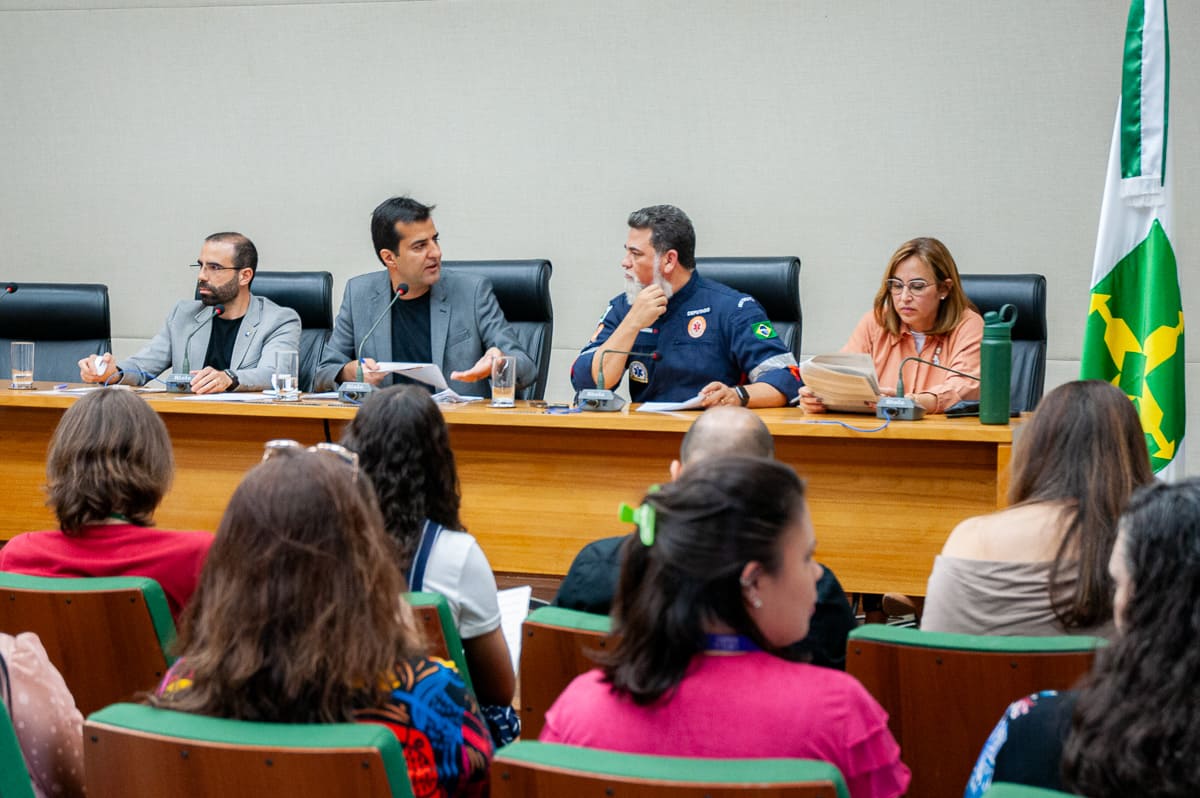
<box><xmin>0</xmin><ymin>523</ymin><xmax>213</xmax><ymax>621</ymax></box>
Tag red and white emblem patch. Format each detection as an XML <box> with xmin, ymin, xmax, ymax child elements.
<box><xmin>688</xmin><ymin>316</ymin><xmax>706</xmax><ymax>338</ymax></box>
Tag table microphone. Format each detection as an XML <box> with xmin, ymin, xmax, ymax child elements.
<box><xmin>1</xmin><ymin>284</ymin><xmax>16</xmax><ymax>298</ymax></box>
<box><xmin>338</xmin><ymin>282</ymin><xmax>409</xmax><ymax>404</ymax></box>
<box><xmin>165</xmin><ymin>305</ymin><xmax>225</xmax><ymax>393</ymax></box>
<box><xmin>577</xmin><ymin>349</ymin><xmax>660</xmax><ymax>412</ymax></box>
<box><xmin>875</xmin><ymin>356</ymin><xmax>979</xmax><ymax>421</ymax></box>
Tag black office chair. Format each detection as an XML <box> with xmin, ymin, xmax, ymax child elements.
<box><xmin>961</xmin><ymin>274</ymin><xmax>1047</xmax><ymax>412</ymax></box>
<box><xmin>442</xmin><ymin>260</ymin><xmax>553</xmax><ymax>400</ymax></box>
<box><xmin>694</xmin><ymin>257</ymin><xmax>803</xmax><ymax>361</ymax></box>
<box><xmin>0</xmin><ymin>282</ymin><xmax>111</xmax><ymax>383</ymax></box>
<box><xmin>198</xmin><ymin>271</ymin><xmax>333</xmax><ymax>392</ymax></box>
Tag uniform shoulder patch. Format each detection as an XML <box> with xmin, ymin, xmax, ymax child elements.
<box><xmin>629</xmin><ymin>360</ymin><xmax>649</xmax><ymax>382</ymax></box>
<box><xmin>752</xmin><ymin>320</ymin><xmax>777</xmax><ymax>340</ymax></box>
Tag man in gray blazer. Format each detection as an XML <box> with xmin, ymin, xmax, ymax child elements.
<box><xmin>79</xmin><ymin>232</ymin><xmax>301</xmax><ymax>393</ymax></box>
<box><xmin>314</xmin><ymin>196</ymin><xmax>535</xmax><ymax>397</ymax></box>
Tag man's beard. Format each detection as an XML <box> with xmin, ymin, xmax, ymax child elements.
<box><xmin>198</xmin><ymin>278</ymin><xmax>239</xmax><ymax>306</ymax></box>
<box><xmin>625</xmin><ymin>253</ymin><xmax>675</xmax><ymax>303</ymax></box>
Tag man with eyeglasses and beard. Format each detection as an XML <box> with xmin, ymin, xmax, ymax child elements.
<box><xmin>570</xmin><ymin>205</ymin><xmax>799</xmax><ymax>408</ymax></box>
<box><xmin>79</xmin><ymin>232</ymin><xmax>300</xmax><ymax>393</ymax></box>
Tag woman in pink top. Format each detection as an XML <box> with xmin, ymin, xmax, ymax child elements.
<box><xmin>801</xmin><ymin>236</ymin><xmax>982</xmax><ymax>415</ymax></box>
<box><xmin>540</xmin><ymin>456</ymin><xmax>909</xmax><ymax>798</ymax></box>
<box><xmin>0</xmin><ymin>390</ymin><xmax>211</xmax><ymax>620</ymax></box>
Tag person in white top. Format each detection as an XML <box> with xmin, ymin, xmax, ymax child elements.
<box><xmin>340</xmin><ymin>385</ymin><xmax>514</xmax><ymax>708</ymax></box>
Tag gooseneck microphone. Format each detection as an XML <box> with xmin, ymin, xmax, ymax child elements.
<box><xmin>1</xmin><ymin>284</ymin><xmax>16</xmax><ymax>297</ymax></box>
<box><xmin>875</xmin><ymin>356</ymin><xmax>980</xmax><ymax>421</ymax></box>
<box><xmin>337</xmin><ymin>282</ymin><xmax>409</xmax><ymax>404</ymax></box>
<box><xmin>166</xmin><ymin>305</ymin><xmax>225</xmax><ymax>393</ymax></box>
<box><xmin>577</xmin><ymin>348</ymin><xmax>661</xmax><ymax>412</ymax></box>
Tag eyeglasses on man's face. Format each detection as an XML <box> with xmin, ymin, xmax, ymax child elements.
<box><xmin>188</xmin><ymin>261</ymin><xmax>239</xmax><ymax>276</ymax></box>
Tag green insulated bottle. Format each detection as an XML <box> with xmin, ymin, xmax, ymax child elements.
<box><xmin>980</xmin><ymin>304</ymin><xmax>1018</xmax><ymax>424</ymax></box>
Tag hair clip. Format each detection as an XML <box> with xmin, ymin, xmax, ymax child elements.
<box><xmin>619</xmin><ymin>502</ymin><xmax>657</xmax><ymax>546</ymax></box>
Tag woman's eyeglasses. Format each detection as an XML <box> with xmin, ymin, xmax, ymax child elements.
<box><xmin>886</xmin><ymin>278</ymin><xmax>934</xmax><ymax>296</ymax></box>
<box><xmin>261</xmin><ymin>439</ymin><xmax>359</xmax><ymax>478</ymax></box>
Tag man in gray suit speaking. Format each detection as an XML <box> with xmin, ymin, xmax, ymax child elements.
<box><xmin>79</xmin><ymin>232</ymin><xmax>301</xmax><ymax>393</ymax></box>
<box><xmin>315</xmin><ymin>196</ymin><xmax>535</xmax><ymax>397</ymax></box>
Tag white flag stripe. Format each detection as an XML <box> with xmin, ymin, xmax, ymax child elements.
<box><xmin>1122</xmin><ymin>0</ymin><xmax>1168</xmax><ymax>204</ymax></box>
<box><xmin>1091</xmin><ymin>104</ymin><xmax>1174</xmax><ymax>287</ymax></box>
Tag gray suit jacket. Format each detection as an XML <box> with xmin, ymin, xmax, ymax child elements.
<box><xmin>117</xmin><ymin>296</ymin><xmax>301</xmax><ymax>391</ymax></box>
<box><xmin>315</xmin><ymin>270</ymin><xmax>535</xmax><ymax>396</ymax></box>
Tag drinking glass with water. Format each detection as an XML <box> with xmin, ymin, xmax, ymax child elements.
<box><xmin>490</xmin><ymin>355</ymin><xmax>516</xmax><ymax>407</ymax></box>
<box><xmin>271</xmin><ymin>350</ymin><xmax>300</xmax><ymax>401</ymax></box>
<box><xmin>10</xmin><ymin>341</ymin><xmax>34</xmax><ymax>389</ymax></box>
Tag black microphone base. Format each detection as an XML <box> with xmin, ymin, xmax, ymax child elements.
<box><xmin>876</xmin><ymin>396</ymin><xmax>925</xmax><ymax>421</ymax></box>
<box><xmin>165</xmin><ymin>374</ymin><xmax>193</xmax><ymax>394</ymax></box>
<box><xmin>576</xmin><ymin>389</ymin><xmax>626</xmax><ymax>412</ymax></box>
<box><xmin>337</xmin><ymin>381</ymin><xmax>375</xmax><ymax>404</ymax></box>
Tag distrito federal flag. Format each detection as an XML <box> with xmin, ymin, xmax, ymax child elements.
<box><xmin>1081</xmin><ymin>0</ymin><xmax>1183</xmax><ymax>476</ymax></box>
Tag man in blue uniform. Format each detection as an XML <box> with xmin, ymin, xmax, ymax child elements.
<box><xmin>570</xmin><ymin>204</ymin><xmax>800</xmax><ymax>407</ymax></box>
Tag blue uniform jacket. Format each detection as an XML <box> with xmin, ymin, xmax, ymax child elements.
<box><xmin>570</xmin><ymin>274</ymin><xmax>800</xmax><ymax>403</ymax></box>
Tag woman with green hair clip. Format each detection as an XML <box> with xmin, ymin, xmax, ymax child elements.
<box><xmin>542</xmin><ymin>455</ymin><xmax>909</xmax><ymax>798</ymax></box>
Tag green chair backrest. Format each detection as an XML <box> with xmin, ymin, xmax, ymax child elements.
<box><xmin>848</xmin><ymin>623</ymin><xmax>1104</xmax><ymax>653</ymax></box>
<box><xmin>0</xmin><ymin>696</ymin><xmax>36</xmax><ymax>798</ymax></box>
<box><xmin>403</xmin><ymin>591</ymin><xmax>475</xmax><ymax>694</ymax></box>
<box><xmin>982</xmin><ymin>783</ymin><xmax>1075</xmax><ymax>797</ymax></box>
<box><xmin>525</xmin><ymin>605</ymin><xmax>613</xmax><ymax>635</ymax></box>
<box><xmin>846</xmin><ymin>624</ymin><xmax>1102</xmax><ymax>798</ymax></box>
<box><xmin>85</xmin><ymin>703</ymin><xmax>413</xmax><ymax>798</ymax></box>
<box><xmin>518</xmin><ymin>606</ymin><xmax>613</xmax><ymax>740</ymax></box>
<box><xmin>0</xmin><ymin>573</ymin><xmax>176</xmax><ymax>715</ymax></box>
<box><xmin>492</xmin><ymin>741</ymin><xmax>850</xmax><ymax>797</ymax></box>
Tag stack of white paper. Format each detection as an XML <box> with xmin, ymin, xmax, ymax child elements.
<box><xmin>800</xmin><ymin>353</ymin><xmax>882</xmax><ymax>414</ymax></box>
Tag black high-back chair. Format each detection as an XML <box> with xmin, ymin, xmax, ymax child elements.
<box><xmin>442</xmin><ymin>260</ymin><xmax>553</xmax><ymax>400</ymax></box>
<box><xmin>961</xmin><ymin>274</ymin><xmax>1047</xmax><ymax>412</ymax></box>
<box><xmin>0</xmin><ymin>282</ymin><xmax>111</xmax><ymax>383</ymax></box>
<box><xmin>198</xmin><ymin>271</ymin><xmax>333</xmax><ymax>392</ymax></box>
<box><xmin>694</xmin><ymin>257</ymin><xmax>803</xmax><ymax>361</ymax></box>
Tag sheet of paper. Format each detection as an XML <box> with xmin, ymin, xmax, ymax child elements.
<box><xmin>497</xmin><ymin>585</ymin><xmax>532</xmax><ymax>676</ymax></box>
<box><xmin>174</xmin><ymin>392</ymin><xmax>279</xmax><ymax>402</ymax></box>
<box><xmin>368</xmin><ymin>362</ymin><xmax>449</xmax><ymax>392</ymax></box>
<box><xmin>636</xmin><ymin>394</ymin><xmax>705</xmax><ymax>412</ymax></box>
<box><xmin>31</xmin><ymin>386</ymin><xmax>103</xmax><ymax>395</ymax></box>
<box><xmin>431</xmin><ymin>389</ymin><xmax>483</xmax><ymax>404</ymax></box>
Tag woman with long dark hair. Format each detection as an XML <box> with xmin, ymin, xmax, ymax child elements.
<box><xmin>967</xmin><ymin>478</ymin><xmax>1200</xmax><ymax>796</ymax></box>
<box><xmin>340</xmin><ymin>386</ymin><xmax>515</xmax><ymax>719</ymax></box>
<box><xmin>541</xmin><ymin>455</ymin><xmax>909</xmax><ymax>798</ymax></box>
<box><xmin>923</xmin><ymin>380</ymin><xmax>1154</xmax><ymax>635</ymax></box>
<box><xmin>151</xmin><ymin>446</ymin><xmax>492</xmax><ymax>797</ymax></box>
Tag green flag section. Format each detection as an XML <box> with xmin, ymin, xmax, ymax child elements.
<box><xmin>1082</xmin><ymin>219</ymin><xmax>1183</xmax><ymax>470</ymax></box>
<box><xmin>1083</xmin><ymin>0</ymin><xmax>1181</xmax><ymax>476</ymax></box>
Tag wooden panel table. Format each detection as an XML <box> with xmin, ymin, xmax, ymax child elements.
<box><xmin>0</xmin><ymin>388</ymin><xmax>1018</xmax><ymax>596</ymax></box>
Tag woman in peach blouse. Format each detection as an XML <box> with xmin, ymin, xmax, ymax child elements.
<box><xmin>801</xmin><ymin>237</ymin><xmax>982</xmax><ymax>415</ymax></box>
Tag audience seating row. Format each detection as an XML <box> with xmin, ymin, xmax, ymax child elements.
<box><xmin>0</xmin><ymin>572</ymin><xmax>1092</xmax><ymax>796</ymax></box>
<box><xmin>1</xmin><ymin>267</ymin><xmax>1047</xmax><ymax>409</ymax></box>
<box><xmin>515</xmin><ymin>607</ymin><xmax>1098</xmax><ymax>798</ymax></box>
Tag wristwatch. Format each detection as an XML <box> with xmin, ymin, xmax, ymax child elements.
<box><xmin>224</xmin><ymin>369</ymin><xmax>240</xmax><ymax>391</ymax></box>
<box><xmin>734</xmin><ymin>385</ymin><xmax>750</xmax><ymax>406</ymax></box>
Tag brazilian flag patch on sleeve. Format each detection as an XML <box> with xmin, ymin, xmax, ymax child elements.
<box><xmin>752</xmin><ymin>320</ymin><xmax>777</xmax><ymax>340</ymax></box>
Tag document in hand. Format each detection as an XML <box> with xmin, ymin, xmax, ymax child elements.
<box><xmin>800</xmin><ymin>353</ymin><xmax>882</xmax><ymax>414</ymax></box>
<box><xmin>368</xmin><ymin>362</ymin><xmax>448</xmax><ymax>391</ymax></box>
